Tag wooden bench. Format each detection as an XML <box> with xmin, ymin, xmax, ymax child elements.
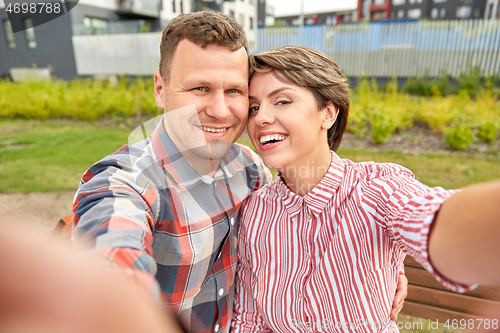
<box><xmin>401</xmin><ymin>256</ymin><xmax>500</xmax><ymax>322</ymax></box>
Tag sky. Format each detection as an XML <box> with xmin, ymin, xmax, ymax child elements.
<box><xmin>267</xmin><ymin>0</ymin><xmax>358</xmax><ymax>17</ymax></box>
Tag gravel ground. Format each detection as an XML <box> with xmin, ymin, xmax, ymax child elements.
<box><xmin>0</xmin><ymin>191</ymin><xmax>75</xmax><ymax>239</ymax></box>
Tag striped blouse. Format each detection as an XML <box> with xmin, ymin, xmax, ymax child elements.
<box><xmin>232</xmin><ymin>151</ymin><xmax>471</xmax><ymax>333</ymax></box>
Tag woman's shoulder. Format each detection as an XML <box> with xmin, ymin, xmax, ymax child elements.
<box><xmin>341</xmin><ymin>158</ymin><xmax>415</xmax><ymax>182</ymax></box>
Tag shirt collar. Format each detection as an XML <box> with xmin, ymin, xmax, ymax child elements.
<box><xmin>149</xmin><ymin>117</ymin><xmax>242</xmax><ymax>189</ymax></box>
<box><xmin>277</xmin><ymin>151</ymin><xmax>345</xmax><ymax>218</ymax></box>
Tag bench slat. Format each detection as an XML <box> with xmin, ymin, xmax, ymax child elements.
<box><xmin>400</xmin><ymin>301</ymin><xmax>491</xmax><ymax>322</ymax></box>
<box><xmin>405</xmin><ymin>266</ymin><xmax>500</xmax><ymax>301</ymax></box>
<box><xmin>407</xmin><ymin>285</ymin><xmax>500</xmax><ymax>316</ymax></box>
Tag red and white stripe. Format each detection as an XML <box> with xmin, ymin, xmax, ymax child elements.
<box><xmin>232</xmin><ymin>152</ymin><xmax>470</xmax><ymax>333</ymax></box>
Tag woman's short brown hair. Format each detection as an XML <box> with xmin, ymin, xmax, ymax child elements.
<box><xmin>159</xmin><ymin>11</ymin><xmax>248</xmax><ymax>83</ymax></box>
<box><xmin>250</xmin><ymin>46</ymin><xmax>350</xmax><ymax>151</ymax></box>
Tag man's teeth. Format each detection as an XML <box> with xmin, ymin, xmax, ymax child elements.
<box><xmin>260</xmin><ymin>134</ymin><xmax>288</xmax><ymax>144</ymax></box>
<box><xmin>202</xmin><ymin>126</ymin><xmax>227</xmax><ymax>133</ymax></box>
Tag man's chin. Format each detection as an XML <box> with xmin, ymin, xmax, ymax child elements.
<box><xmin>185</xmin><ymin>142</ymin><xmax>234</xmax><ymax>161</ymax></box>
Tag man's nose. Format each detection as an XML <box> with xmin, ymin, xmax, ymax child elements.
<box><xmin>205</xmin><ymin>92</ymin><xmax>230</xmax><ymax>120</ymax></box>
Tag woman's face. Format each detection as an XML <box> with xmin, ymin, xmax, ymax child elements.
<box><xmin>247</xmin><ymin>72</ymin><xmax>336</xmax><ymax>171</ymax></box>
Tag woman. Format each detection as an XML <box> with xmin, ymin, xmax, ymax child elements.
<box><xmin>231</xmin><ymin>46</ymin><xmax>500</xmax><ymax>333</ymax></box>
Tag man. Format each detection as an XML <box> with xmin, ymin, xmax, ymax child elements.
<box><xmin>72</xmin><ymin>11</ymin><xmax>406</xmax><ymax>333</ymax></box>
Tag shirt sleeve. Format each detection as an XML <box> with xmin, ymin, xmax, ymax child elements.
<box><xmin>72</xmin><ymin>157</ymin><xmax>160</xmax><ymax>298</ymax></box>
<box><xmin>231</xmin><ymin>212</ymin><xmax>272</xmax><ymax>333</ymax></box>
<box><xmin>360</xmin><ymin>163</ymin><xmax>475</xmax><ymax>293</ymax></box>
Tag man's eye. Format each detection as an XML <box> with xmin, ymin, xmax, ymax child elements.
<box><xmin>227</xmin><ymin>89</ymin><xmax>240</xmax><ymax>93</ymax></box>
<box><xmin>194</xmin><ymin>87</ymin><xmax>206</xmax><ymax>91</ymax></box>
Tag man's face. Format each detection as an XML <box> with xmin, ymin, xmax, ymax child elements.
<box><xmin>154</xmin><ymin>39</ymin><xmax>249</xmax><ymax>162</ymax></box>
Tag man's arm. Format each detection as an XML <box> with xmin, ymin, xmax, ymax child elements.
<box><xmin>72</xmin><ymin>157</ymin><xmax>160</xmax><ymax>296</ymax></box>
<box><xmin>428</xmin><ymin>180</ymin><xmax>500</xmax><ymax>286</ymax></box>
<box><xmin>390</xmin><ymin>263</ymin><xmax>408</xmax><ymax>321</ymax></box>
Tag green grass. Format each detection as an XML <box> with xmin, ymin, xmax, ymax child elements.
<box><xmin>0</xmin><ymin>119</ymin><xmax>131</xmax><ymax>193</ymax></box>
<box><xmin>1</xmin><ymin>120</ymin><xmax>499</xmax><ymax>194</ymax></box>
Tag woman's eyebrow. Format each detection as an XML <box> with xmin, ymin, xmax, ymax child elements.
<box><xmin>249</xmin><ymin>87</ymin><xmax>295</xmax><ymax>101</ymax></box>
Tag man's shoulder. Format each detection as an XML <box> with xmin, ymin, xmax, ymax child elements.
<box><xmin>81</xmin><ymin>140</ymin><xmax>160</xmax><ymax>185</ymax></box>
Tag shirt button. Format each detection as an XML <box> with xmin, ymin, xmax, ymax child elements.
<box><xmin>306</xmin><ymin>254</ymin><xmax>311</xmax><ymax>260</ymax></box>
<box><xmin>230</xmin><ymin>217</ymin><xmax>234</xmax><ymax>225</ymax></box>
<box><xmin>307</xmin><ymin>214</ymin><xmax>312</xmax><ymax>221</ymax></box>
<box><xmin>214</xmin><ymin>324</ymin><xmax>220</xmax><ymax>332</ymax></box>
<box><xmin>298</xmin><ymin>292</ymin><xmax>302</xmax><ymax>299</ymax></box>
<box><xmin>219</xmin><ymin>288</ymin><xmax>224</xmax><ymax>296</ymax></box>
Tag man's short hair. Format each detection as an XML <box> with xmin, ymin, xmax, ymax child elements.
<box><xmin>250</xmin><ymin>46</ymin><xmax>350</xmax><ymax>152</ymax></box>
<box><xmin>159</xmin><ymin>11</ymin><xmax>249</xmax><ymax>83</ymax></box>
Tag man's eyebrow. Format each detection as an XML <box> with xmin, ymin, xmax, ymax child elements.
<box><xmin>184</xmin><ymin>80</ymin><xmax>248</xmax><ymax>90</ymax></box>
<box><xmin>249</xmin><ymin>87</ymin><xmax>294</xmax><ymax>101</ymax></box>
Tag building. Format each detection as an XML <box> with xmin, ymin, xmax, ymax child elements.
<box><xmin>0</xmin><ymin>0</ymin><xmax>257</xmax><ymax>79</ymax></box>
<box><xmin>358</xmin><ymin>0</ymin><xmax>392</xmax><ymax>21</ymax></box>
<box><xmin>275</xmin><ymin>9</ymin><xmax>357</xmax><ymax>26</ymax></box>
<box><xmin>389</xmin><ymin>0</ymin><xmax>491</xmax><ymax>21</ymax></box>
<box><xmin>222</xmin><ymin>0</ymin><xmax>258</xmax><ymax>49</ymax></box>
<box><xmin>257</xmin><ymin>0</ymin><xmax>275</xmax><ymax>27</ymax></box>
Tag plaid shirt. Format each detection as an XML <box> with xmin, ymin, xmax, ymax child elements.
<box><xmin>72</xmin><ymin>117</ymin><xmax>271</xmax><ymax>333</ymax></box>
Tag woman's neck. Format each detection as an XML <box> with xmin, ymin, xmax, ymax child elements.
<box><xmin>280</xmin><ymin>148</ymin><xmax>332</xmax><ymax>197</ymax></box>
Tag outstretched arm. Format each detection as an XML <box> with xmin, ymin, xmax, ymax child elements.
<box><xmin>429</xmin><ymin>180</ymin><xmax>500</xmax><ymax>286</ymax></box>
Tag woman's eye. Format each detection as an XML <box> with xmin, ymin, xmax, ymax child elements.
<box><xmin>276</xmin><ymin>100</ymin><xmax>290</xmax><ymax>106</ymax></box>
<box><xmin>249</xmin><ymin>106</ymin><xmax>260</xmax><ymax>113</ymax></box>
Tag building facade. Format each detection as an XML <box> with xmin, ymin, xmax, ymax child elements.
<box><xmin>389</xmin><ymin>0</ymin><xmax>490</xmax><ymax>20</ymax></box>
<box><xmin>0</xmin><ymin>0</ymin><xmax>257</xmax><ymax>79</ymax></box>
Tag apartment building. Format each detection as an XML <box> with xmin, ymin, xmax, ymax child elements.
<box><xmin>0</xmin><ymin>0</ymin><xmax>257</xmax><ymax>79</ymax></box>
<box><xmin>389</xmin><ymin>0</ymin><xmax>492</xmax><ymax>20</ymax></box>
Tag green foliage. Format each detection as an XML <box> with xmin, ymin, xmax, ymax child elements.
<box><xmin>351</xmin><ymin>75</ymin><xmax>500</xmax><ymax>149</ymax></box>
<box><xmin>0</xmin><ymin>77</ymin><xmax>162</xmax><ymax>121</ymax></box>
<box><xmin>445</xmin><ymin>122</ymin><xmax>475</xmax><ymax>150</ymax></box>
<box><xmin>457</xmin><ymin>66</ymin><xmax>482</xmax><ymax>97</ymax></box>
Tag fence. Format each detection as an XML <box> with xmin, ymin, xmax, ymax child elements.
<box><xmin>257</xmin><ymin>19</ymin><xmax>500</xmax><ymax>78</ymax></box>
<box><xmin>72</xmin><ymin>19</ymin><xmax>500</xmax><ymax>78</ymax></box>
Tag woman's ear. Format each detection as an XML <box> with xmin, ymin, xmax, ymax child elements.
<box><xmin>321</xmin><ymin>101</ymin><xmax>339</xmax><ymax>130</ymax></box>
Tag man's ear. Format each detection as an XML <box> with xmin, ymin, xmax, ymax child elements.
<box><xmin>321</xmin><ymin>101</ymin><xmax>339</xmax><ymax>130</ymax></box>
<box><xmin>154</xmin><ymin>71</ymin><xmax>166</xmax><ymax>109</ymax></box>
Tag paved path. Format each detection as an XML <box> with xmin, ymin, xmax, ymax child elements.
<box><xmin>0</xmin><ymin>191</ymin><xmax>75</xmax><ymax>239</ymax></box>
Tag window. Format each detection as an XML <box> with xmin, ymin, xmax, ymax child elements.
<box><xmin>23</xmin><ymin>18</ymin><xmax>36</xmax><ymax>49</ymax></box>
<box><xmin>172</xmin><ymin>0</ymin><xmax>176</xmax><ymax>13</ymax></box>
<box><xmin>440</xmin><ymin>7</ymin><xmax>446</xmax><ymax>18</ymax></box>
<box><xmin>409</xmin><ymin>0</ymin><xmax>415</xmax><ymax>4</ymax></box>
<box><xmin>249</xmin><ymin>17</ymin><xmax>253</xmax><ymax>30</ymax></box>
<box><xmin>433</xmin><ymin>0</ymin><xmax>446</xmax><ymax>2</ymax></box>
<box><xmin>456</xmin><ymin>6</ymin><xmax>472</xmax><ymax>18</ymax></box>
<box><xmin>3</xmin><ymin>20</ymin><xmax>16</xmax><ymax>49</ymax></box>
<box><xmin>83</xmin><ymin>17</ymin><xmax>108</xmax><ymax>35</ymax></box>
<box><xmin>374</xmin><ymin>0</ymin><xmax>385</xmax><ymax>4</ymax></box>
<box><xmin>474</xmin><ymin>8</ymin><xmax>481</xmax><ymax>18</ymax></box>
<box><xmin>431</xmin><ymin>7</ymin><xmax>438</xmax><ymax>19</ymax></box>
<box><xmin>229</xmin><ymin>10</ymin><xmax>235</xmax><ymax>18</ymax></box>
<box><xmin>408</xmin><ymin>8</ymin><xmax>422</xmax><ymax>18</ymax></box>
<box><xmin>239</xmin><ymin>13</ymin><xmax>245</xmax><ymax>27</ymax></box>
<box><xmin>180</xmin><ymin>0</ymin><xmax>183</xmax><ymax>13</ymax></box>
<box><xmin>397</xmin><ymin>9</ymin><xmax>405</xmax><ymax>18</ymax></box>
<box><xmin>392</xmin><ymin>0</ymin><xmax>405</xmax><ymax>5</ymax></box>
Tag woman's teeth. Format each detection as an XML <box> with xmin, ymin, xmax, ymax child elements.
<box><xmin>260</xmin><ymin>134</ymin><xmax>288</xmax><ymax>145</ymax></box>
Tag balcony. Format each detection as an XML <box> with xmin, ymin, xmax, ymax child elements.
<box><xmin>117</xmin><ymin>0</ymin><xmax>160</xmax><ymax>18</ymax></box>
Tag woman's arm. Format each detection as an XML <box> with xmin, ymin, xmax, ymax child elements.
<box><xmin>429</xmin><ymin>180</ymin><xmax>500</xmax><ymax>286</ymax></box>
